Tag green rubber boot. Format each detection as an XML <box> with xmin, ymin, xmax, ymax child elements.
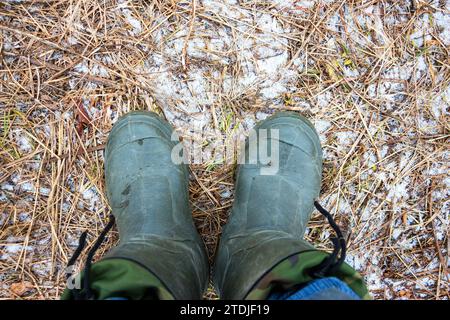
<box><xmin>213</xmin><ymin>112</ymin><xmax>324</xmax><ymax>299</ymax></box>
<box><xmin>100</xmin><ymin>111</ymin><xmax>209</xmax><ymax>299</ymax></box>
<box><xmin>214</xmin><ymin>112</ymin><xmax>370</xmax><ymax>300</ymax></box>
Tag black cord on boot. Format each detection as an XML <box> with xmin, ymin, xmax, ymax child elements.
<box><xmin>83</xmin><ymin>214</ymin><xmax>116</xmax><ymax>299</ymax></box>
<box><xmin>67</xmin><ymin>231</ymin><xmax>88</xmax><ymax>270</ymax></box>
<box><xmin>66</xmin><ymin>230</ymin><xmax>88</xmax><ymax>300</ymax></box>
<box><xmin>309</xmin><ymin>201</ymin><xmax>347</xmax><ymax>278</ymax></box>
<box><xmin>66</xmin><ymin>214</ymin><xmax>116</xmax><ymax>300</ymax></box>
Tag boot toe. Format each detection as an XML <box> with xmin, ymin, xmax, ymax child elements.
<box><xmin>106</xmin><ymin>111</ymin><xmax>175</xmax><ymax>156</ymax></box>
<box><xmin>250</xmin><ymin>112</ymin><xmax>322</xmax><ymax>175</ymax></box>
<box><xmin>256</xmin><ymin>111</ymin><xmax>322</xmax><ymax>158</ymax></box>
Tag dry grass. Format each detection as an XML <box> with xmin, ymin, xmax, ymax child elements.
<box><xmin>0</xmin><ymin>0</ymin><xmax>449</xmax><ymax>300</ymax></box>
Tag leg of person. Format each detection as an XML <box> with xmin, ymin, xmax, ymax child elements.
<box><xmin>213</xmin><ymin>112</ymin><xmax>370</xmax><ymax>300</ymax></box>
<box><xmin>62</xmin><ymin>111</ymin><xmax>209</xmax><ymax>300</ymax></box>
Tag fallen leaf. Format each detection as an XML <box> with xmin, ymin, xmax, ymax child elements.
<box><xmin>326</xmin><ymin>62</ymin><xmax>340</xmax><ymax>82</ymax></box>
<box><xmin>75</xmin><ymin>100</ymin><xmax>92</xmax><ymax>136</ymax></box>
<box><xmin>10</xmin><ymin>281</ymin><xmax>32</xmax><ymax>296</ymax></box>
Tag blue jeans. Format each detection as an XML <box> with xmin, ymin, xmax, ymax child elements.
<box><xmin>269</xmin><ymin>277</ymin><xmax>360</xmax><ymax>300</ymax></box>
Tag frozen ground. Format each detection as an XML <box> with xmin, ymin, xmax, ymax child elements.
<box><xmin>0</xmin><ymin>0</ymin><xmax>449</xmax><ymax>299</ymax></box>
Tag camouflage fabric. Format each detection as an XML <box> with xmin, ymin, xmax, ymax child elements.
<box><xmin>61</xmin><ymin>258</ymin><xmax>174</xmax><ymax>300</ymax></box>
<box><xmin>246</xmin><ymin>250</ymin><xmax>371</xmax><ymax>300</ymax></box>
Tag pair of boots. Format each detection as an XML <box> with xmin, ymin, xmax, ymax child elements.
<box><xmin>63</xmin><ymin>111</ymin><xmax>369</xmax><ymax>300</ymax></box>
